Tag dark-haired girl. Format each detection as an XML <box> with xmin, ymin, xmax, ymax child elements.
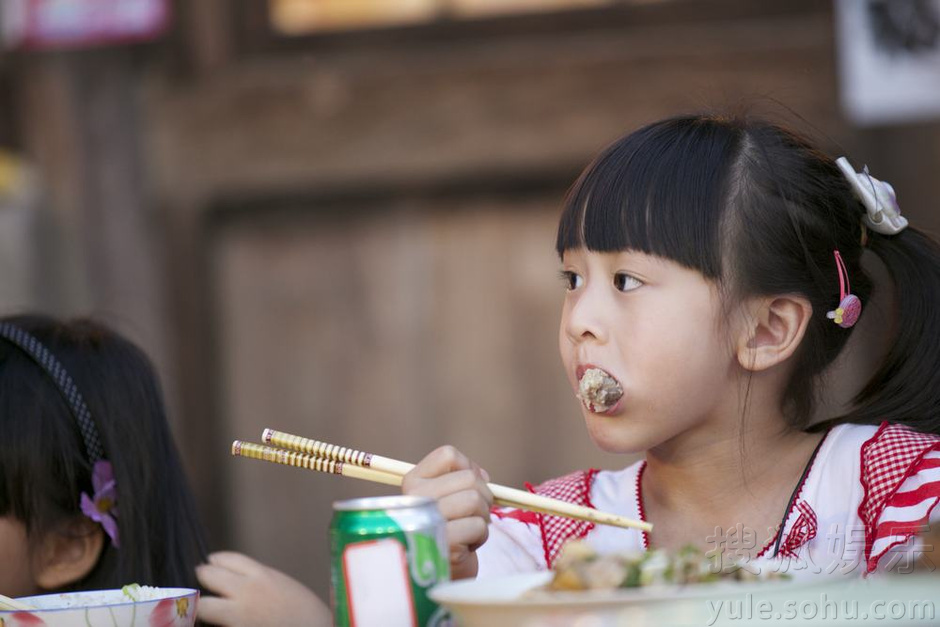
<box><xmin>403</xmin><ymin>114</ymin><xmax>940</xmax><ymax>580</ymax></box>
<box><xmin>0</xmin><ymin>315</ymin><xmax>207</xmax><ymax>596</ymax></box>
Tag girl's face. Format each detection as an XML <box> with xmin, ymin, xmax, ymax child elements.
<box><xmin>559</xmin><ymin>249</ymin><xmax>739</xmax><ymax>454</ymax></box>
<box><xmin>0</xmin><ymin>516</ymin><xmax>38</xmax><ymax>597</ymax></box>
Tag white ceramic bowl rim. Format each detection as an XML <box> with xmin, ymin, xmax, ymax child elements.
<box><xmin>1</xmin><ymin>587</ymin><xmax>199</xmax><ymax>614</ymax></box>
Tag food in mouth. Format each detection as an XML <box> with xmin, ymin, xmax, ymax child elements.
<box><xmin>577</xmin><ymin>368</ymin><xmax>623</xmax><ymax>412</ymax></box>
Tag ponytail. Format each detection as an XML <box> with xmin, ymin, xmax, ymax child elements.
<box><xmin>845</xmin><ymin>227</ymin><xmax>940</xmax><ymax>434</ymax></box>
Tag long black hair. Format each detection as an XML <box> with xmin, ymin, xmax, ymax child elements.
<box><xmin>557</xmin><ymin>114</ymin><xmax>940</xmax><ymax>433</ymax></box>
<box><xmin>0</xmin><ymin>315</ymin><xmax>207</xmax><ymax>588</ymax></box>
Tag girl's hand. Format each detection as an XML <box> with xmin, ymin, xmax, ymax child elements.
<box><xmin>402</xmin><ymin>445</ymin><xmax>493</xmax><ymax>580</ymax></box>
<box><xmin>196</xmin><ymin>551</ymin><xmax>331</xmax><ymax>627</ymax></box>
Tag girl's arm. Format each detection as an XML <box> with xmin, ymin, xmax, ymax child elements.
<box><xmin>196</xmin><ymin>552</ymin><xmax>331</xmax><ymax>627</ymax></box>
<box><xmin>402</xmin><ymin>445</ymin><xmax>494</xmax><ymax>580</ymax></box>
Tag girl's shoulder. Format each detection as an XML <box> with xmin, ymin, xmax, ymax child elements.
<box><xmin>823</xmin><ymin>421</ymin><xmax>940</xmax><ymax>508</ymax></box>
<box><xmin>813</xmin><ymin>420</ymin><xmax>940</xmax><ymax>482</ymax></box>
<box><xmin>822</xmin><ymin>419</ymin><xmax>940</xmax><ymax>455</ymax></box>
<box><xmin>810</xmin><ymin>421</ymin><xmax>940</xmax><ymax>573</ymax></box>
<box><xmin>855</xmin><ymin>421</ymin><xmax>940</xmax><ymax>572</ymax></box>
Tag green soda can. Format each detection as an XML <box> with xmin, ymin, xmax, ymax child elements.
<box><xmin>330</xmin><ymin>495</ymin><xmax>451</xmax><ymax>627</ymax></box>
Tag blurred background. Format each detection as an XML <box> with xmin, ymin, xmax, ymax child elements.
<box><xmin>1</xmin><ymin>0</ymin><xmax>939</xmax><ymax>599</ymax></box>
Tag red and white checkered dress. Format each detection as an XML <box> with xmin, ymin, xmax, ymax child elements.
<box><xmin>476</xmin><ymin>422</ymin><xmax>940</xmax><ymax>580</ymax></box>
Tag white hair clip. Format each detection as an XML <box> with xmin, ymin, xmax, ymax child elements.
<box><xmin>835</xmin><ymin>157</ymin><xmax>908</xmax><ymax>236</ymax></box>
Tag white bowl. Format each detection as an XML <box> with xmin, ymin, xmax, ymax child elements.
<box><xmin>0</xmin><ymin>587</ymin><xmax>199</xmax><ymax>627</ymax></box>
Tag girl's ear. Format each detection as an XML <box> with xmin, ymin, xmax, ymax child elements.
<box><xmin>736</xmin><ymin>295</ymin><xmax>813</xmax><ymax>372</ymax></box>
<box><xmin>33</xmin><ymin>517</ymin><xmax>105</xmax><ymax>590</ymax></box>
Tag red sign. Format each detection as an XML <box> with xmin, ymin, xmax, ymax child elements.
<box><xmin>2</xmin><ymin>0</ymin><xmax>170</xmax><ymax>50</ymax></box>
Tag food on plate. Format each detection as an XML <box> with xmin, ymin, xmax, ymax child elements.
<box><xmin>546</xmin><ymin>541</ymin><xmax>788</xmax><ymax>591</ymax></box>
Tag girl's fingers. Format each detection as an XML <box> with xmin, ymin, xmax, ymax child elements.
<box><xmin>406</xmin><ymin>446</ymin><xmax>473</xmax><ymax>481</ymax></box>
<box><xmin>196</xmin><ymin>562</ymin><xmax>245</xmax><ymax>597</ymax></box>
<box><xmin>404</xmin><ymin>468</ymin><xmax>492</xmax><ymax>504</ymax></box>
<box><xmin>401</xmin><ymin>445</ymin><xmax>492</xmax><ymax>573</ymax></box>
<box><xmin>470</xmin><ymin>461</ymin><xmax>491</xmax><ymax>483</ymax></box>
<box><xmin>207</xmin><ymin>551</ymin><xmax>265</xmax><ymax>576</ymax></box>
<box><xmin>437</xmin><ymin>489</ymin><xmax>493</xmax><ymax>521</ymax></box>
<box><xmin>195</xmin><ymin>596</ymin><xmax>234</xmax><ymax>626</ymax></box>
<box><xmin>446</xmin><ymin>516</ymin><xmax>489</xmax><ymax>554</ymax></box>
<box><xmin>450</xmin><ymin>548</ymin><xmax>479</xmax><ymax>580</ymax></box>
<box><xmin>446</xmin><ymin>517</ymin><xmax>486</xmax><ymax>579</ymax></box>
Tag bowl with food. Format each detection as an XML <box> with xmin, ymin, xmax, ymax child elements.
<box><xmin>0</xmin><ymin>584</ymin><xmax>198</xmax><ymax>627</ymax></box>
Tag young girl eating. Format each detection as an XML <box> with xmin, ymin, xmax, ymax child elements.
<box><xmin>403</xmin><ymin>113</ymin><xmax>940</xmax><ymax>581</ymax></box>
<box><xmin>197</xmin><ymin>112</ymin><xmax>940</xmax><ymax>625</ymax></box>
<box><xmin>0</xmin><ymin>315</ymin><xmax>207</xmax><ymax>597</ymax></box>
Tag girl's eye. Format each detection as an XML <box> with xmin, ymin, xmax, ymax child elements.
<box><xmin>614</xmin><ymin>272</ymin><xmax>642</xmax><ymax>292</ymax></box>
<box><xmin>559</xmin><ymin>270</ymin><xmax>583</xmax><ymax>291</ymax></box>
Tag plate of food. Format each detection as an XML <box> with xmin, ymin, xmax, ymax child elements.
<box><xmin>430</xmin><ymin>542</ymin><xmax>856</xmax><ymax>627</ymax></box>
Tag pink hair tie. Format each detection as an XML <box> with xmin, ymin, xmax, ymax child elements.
<box><xmin>826</xmin><ymin>250</ymin><xmax>861</xmax><ymax>329</ymax></box>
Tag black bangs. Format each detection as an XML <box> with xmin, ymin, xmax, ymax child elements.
<box><xmin>556</xmin><ymin>115</ymin><xmax>745</xmax><ymax>279</ymax></box>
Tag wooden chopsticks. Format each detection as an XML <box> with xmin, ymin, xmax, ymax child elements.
<box><xmin>232</xmin><ymin>429</ymin><xmax>652</xmax><ymax>533</ymax></box>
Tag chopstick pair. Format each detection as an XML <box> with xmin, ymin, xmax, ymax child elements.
<box><xmin>231</xmin><ymin>429</ymin><xmax>652</xmax><ymax>533</ymax></box>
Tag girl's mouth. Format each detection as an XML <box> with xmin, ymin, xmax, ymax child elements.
<box><xmin>577</xmin><ymin>367</ymin><xmax>623</xmax><ymax>414</ymax></box>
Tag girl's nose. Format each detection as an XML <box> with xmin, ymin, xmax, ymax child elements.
<box><xmin>564</xmin><ymin>289</ymin><xmax>608</xmax><ymax>345</ymax></box>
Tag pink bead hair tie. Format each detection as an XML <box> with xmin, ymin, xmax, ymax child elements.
<box><xmin>826</xmin><ymin>250</ymin><xmax>861</xmax><ymax>329</ymax></box>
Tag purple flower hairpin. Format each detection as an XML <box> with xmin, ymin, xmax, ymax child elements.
<box><xmin>80</xmin><ymin>460</ymin><xmax>120</xmax><ymax>548</ymax></box>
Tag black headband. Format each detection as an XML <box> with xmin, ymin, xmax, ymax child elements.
<box><xmin>0</xmin><ymin>322</ymin><xmax>105</xmax><ymax>463</ymax></box>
